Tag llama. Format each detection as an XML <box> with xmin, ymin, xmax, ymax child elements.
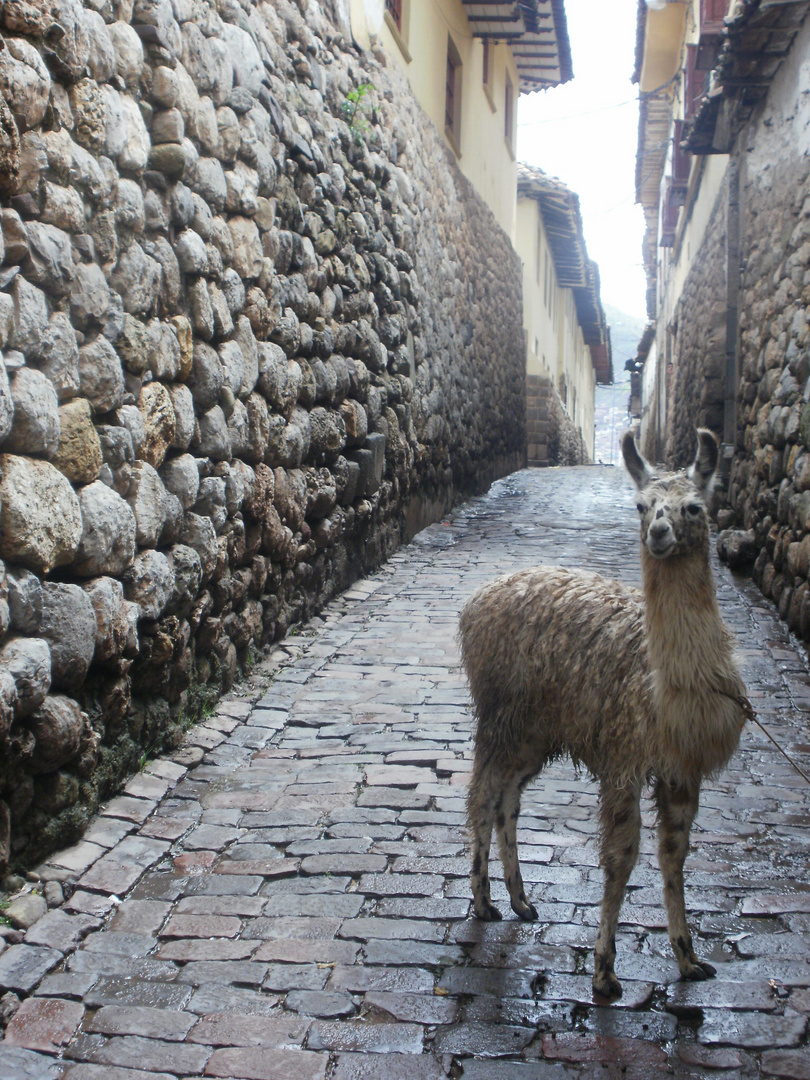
<box><xmin>459</xmin><ymin>429</ymin><xmax>749</xmax><ymax>998</ymax></box>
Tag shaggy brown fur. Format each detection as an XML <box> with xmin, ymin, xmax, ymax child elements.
<box><xmin>459</xmin><ymin>429</ymin><xmax>747</xmax><ymax>998</ymax></box>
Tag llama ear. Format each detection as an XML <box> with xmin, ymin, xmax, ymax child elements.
<box><xmin>621</xmin><ymin>431</ymin><xmax>652</xmax><ymax>489</ymax></box>
<box><xmin>690</xmin><ymin>428</ymin><xmax>719</xmax><ymax>493</ymax></box>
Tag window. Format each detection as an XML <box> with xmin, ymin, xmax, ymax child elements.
<box><xmin>482</xmin><ymin>40</ymin><xmax>496</xmax><ymax>111</ymax></box>
<box><xmin>445</xmin><ymin>36</ymin><xmax>462</xmax><ymax>154</ymax></box>
<box><xmin>384</xmin><ymin>0</ymin><xmax>410</xmax><ymax>60</ymax></box>
<box><xmin>535</xmin><ymin>226</ymin><xmax>542</xmax><ymax>284</ymax></box>
<box><xmin>504</xmin><ymin>72</ymin><xmax>515</xmax><ymax>156</ymax></box>
<box><xmin>683</xmin><ymin>44</ymin><xmax>708</xmax><ymax>120</ymax></box>
<box><xmin>700</xmin><ymin>0</ymin><xmax>728</xmax><ymax>34</ymax></box>
<box><xmin>385</xmin><ymin>0</ymin><xmax>402</xmax><ymax>31</ymax></box>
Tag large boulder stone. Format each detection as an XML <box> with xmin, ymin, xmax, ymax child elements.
<box><xmin>226</xmin><ymin>398</ymin><xmax>250</xmax><ymax>459</ymax></box>
<box><xmin>193</xmin><ymin>405</ymin><xmax>231</xmax><ymax>461</ymax></box>
<box><xmin>51</xmin><ymin>397</ymin><xmax>102</xmax><ymax>484</ymax></box>
<box><xmin>123</xmin><ymin>548</ymin><xmax>174</xmax><ymax>620</ymax></box>
<box><xmin>222</xmin><ymin>23</ymin><xmax>263</xmax><ymax>96</ymax></box>
<box><xmin>108</xmin><ymin>21</ymin><xmax>144</xmax><ymax>86</ymax></box>
<box><xmin>10</xmin><ymin>274</ymin><xmax>49</xmax><ymax>358</ymax></box>
<box><xmin>48</xmin><ymin>0</ymin><xmax>92</xmax><ymax>84</ymax></box>
<box><xmin>42</xmin><ymin>180</ymin><xmax>84</xmax><ymax>232</ymax></box>
<box><xmin>159</xmin><ymin>452</ymin><xmax>199</xmax><ymax>509</ymax></box>
<box><xmin>243</xmin><ymin>391</ymin><xmax>269</xmax><ymax>464</ymax></box>
<box><xmin>85</xmin><ymin>10</ymin><xmax>116</xmax><ymax>83</ymax></box>
<box><xmin>5</xmin><ymin>367</ymin><xmax>60</xmax><ymax>457</ymax></box>
<box><xmin>309</xmin><ymin>406</ymin><xmax>346</xmax><ymax>461</ymax></box>
<box><xmin>187</xmin><ymin>155</ymin><xmax>227</xmax><ymax>211</ymax></box>
<box><xmin>305</xmin><ymin>467</ymin><xmax>337</xmax><ymax>520</ymax></box>
<box><xmin>35</xmin><ymin>312</ymin><xmax>80</xmax><ymax>401</ymax></box>
<box><xmin>126</xmin><ymin>461</ymin><xmax>168</xmax><ymax>548</ymax></box>
<box><xmin>168</xmin><ymin>383</ymin><xmax>195</xmax><ymax>450</ymax></box>
<box><xmin>137</xmin><ymin>382</ymin><xmax>176</xmax><ymax>469</ymax></box>
<box><xmin>74</xmin><ymin>480</ymin><xmax>136</xmax><ymax>577</ymax></box>
<box><xmin>234</xmin><ymin>316</ymin><xmax>258</xmax><ymax>393</ymax></box>
<box><xmin>71</xmin><ymin>77</ymin><xmax>107</xmax><ymax>154</ymax></box>
<box><xmin>27</xmin><ymin>693</ymin><xmax>88</xmax><ymax>773</ymax></box>
<box><xmin>1</xmin><ymin>0</ymin><xmax>61</xmax><ymax>37</ymax></box>
<box><xmin>70</xmin><ymin>261</ymin><xmax>110</xmax><ymax>330</ymax></box>
<box><xmin>166</xmin><ymin>543</ymin><xmax>202</xmax><ymax>617</ymax></box>
<box><xmin>192</xmin><ymin>475</ymin><xmax>227</xmax><ymax>530</ymax></box>
<box><xmin>174</xmin><ymin>228</ymin><xmax>208</xmax><ymax>274</ymax></box>
<box><xmin>181</xmin><ymin>511</ymin><xmax>217</xmax><ymax>579</ymax></box>
<box><xmin>39</xmin><ymin>581</ymin><xmax>96</xmax><ymax>692</ymax></box>
<box><xmin>115</xmin><ymin>404</ymin><xmax>145</xmax><ymax>459</ymax></box>
<box><xmin>219</xmin><ymin>339</ymin><xmax>245</xmax><ymax>398</ymax></box>
<box><xmin>258</xmin><ymin>344</ymin><xmax>299</xmax><ymax>418</ymax></box>
<box><xmin>82</xmin><ymin>576</ymin><xmax>130</xmax><ymax>663</ymax></box>
<box><xmin>78</xmin><ymin>336</ymin><xmax>125</xmax><ymax>414</ymax></box>
<box><xmin>228</xmin><ymin>216</ymin><xmax>262</xmax><ymax>280</ymax></box>
<box><xmin>0</xmin><ymin>634</ymin><xmax>50</xmax><ymax>718</ymax></box>
<box><xmin>187</xmin><ymin>341</ymin><xmax>223</xmax><ymax>412</ymax></box>
<box><xmin>0</xmin><ymin>454</ymin><xmax>82</xmax><ymax>572</ymax></box>
<box><xmin>0</xmin><ymin>37</ymin><xmax>51</xmax><ymax>131</ymax></box>
<box><xmin>23</xmin><ymin>222</ymin><xmax>75</xmax><ymax>297</ymax></box>
<box><xmin>111</xmin><ymin>242</ymin><xmax>160</xmax><ymax>316</ymax></box>
<box><xmin>6</xmin><ymin>566</ymin><xmax>42</xmax><ymax>633</ymax></box>
<box><xmin>148</xmin><ymin>322</ymin><xmax>182</xmax><ymax>383</ymax></box>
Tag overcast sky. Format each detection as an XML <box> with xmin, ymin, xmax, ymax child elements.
<box><xmin>517</xmin><ymin>0</ymin><xmax>647</xmax><ymax>319</ymax></box>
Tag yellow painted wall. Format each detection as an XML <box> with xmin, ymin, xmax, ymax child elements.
<box><xmin>516</xmin><ymin>198</ymin><xmax>596</xmax><ymax>456</ymax></box>
<box><xmin>639</xmin><ymin>3</ymin><xmax>688</xmax><ymax>92</ymax></box>
<box><xmin>352</xmin><ymin>0</ymin><xmax>520</xmax><ymax>238</ymax></box>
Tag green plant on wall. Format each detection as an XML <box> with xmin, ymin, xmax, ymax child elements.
<box><xmin>340</xmin><ymin>82</ymin><xmax>376</xmax><ymax>145</ymax></box>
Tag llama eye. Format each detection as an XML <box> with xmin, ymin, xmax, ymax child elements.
<box><xmin>636</xmin><ymin>503</ymin><xmax>646</xmax><ymax>515</ymax></box>
<box><xmin>686</xmin><ymin>503</ymin><xmax>702</xmax><ymax>516</ymax></box>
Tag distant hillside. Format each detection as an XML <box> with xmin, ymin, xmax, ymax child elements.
<box><xmin>604</xmin><ymin>304</ymin><xmax>647</xmax><ymax>385</ymax></box>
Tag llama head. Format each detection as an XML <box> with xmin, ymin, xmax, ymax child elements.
<box><xmin>622</xmin><ymin>429</ymin><xmax>719</xmax><ymax>559</ymax></box>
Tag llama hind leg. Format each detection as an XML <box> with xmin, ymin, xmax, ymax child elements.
<box><xmin>655</xmin><ymin>779</ymin><xmax>715</xmax><ymax>981</ymax></box>
<box><xmin>593</xmin><ymin>782</ymin><xmax>642</xmax><ymax>999</ymax></box>
<box><xmin>467</xmin><ymin>761</ymin><xmax>503</xmax><ymax>921</ymax></box>
<box><xmin>496</xmin><ymin>773</ymin><xmax>539</xmax><ymax>921</ymax></box>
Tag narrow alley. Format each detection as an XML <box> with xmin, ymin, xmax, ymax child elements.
<box><xmin>2</xmin><ymin>463</ymin><xmax>810</xmax><ymax>1080</ymax></box>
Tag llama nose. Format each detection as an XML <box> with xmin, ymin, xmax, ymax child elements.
<box><xmin>649</xmin><ymin>520</ymin><xmax>670</xmax><ymax>541</ymax></box>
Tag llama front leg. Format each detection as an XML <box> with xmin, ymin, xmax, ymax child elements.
<box><xmin>593</xmin><ymin>782</ymin><xmax>642</xmax><ymax>999</ymax></box>
<box><xmin>496</xmin><ymin>774</ymin><xmax>538</xmax><ymax>921</ymax></box>
<box><xmin>467</xmin><ymin>760</ymin><xmax>503</xmax><ymax>921</ymax></box>
<box><xmin>655</xmin><ymin>778</ymin><xmax>715</xmax><ymax>981</ymax></box>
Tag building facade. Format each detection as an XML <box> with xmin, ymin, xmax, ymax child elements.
<box><xmin>345</xmin><ymin>0</ymin><xmax>572</xmax><ymax>238</ymax></box>
<box><xmin>346</xmin><ymin>0</ymin><xmax>611</xmax><ymax>466</ymax></box>
<box><xmin>517</xmin><ymin>166</ymin><xmax>612</xmax><ymax>464</ymax></box>
<box><xmin>634</xmin><ymin>0</ymin><xmax>810</xmax><ymax>641</ymax></box>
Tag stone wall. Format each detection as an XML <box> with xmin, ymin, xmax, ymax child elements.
<box><xmin>667</xmin><ymin>17</ymin><xmax>810</xmax><ymax>641</ymax></box>
<box><xmin>663</xmin><ymin>180</ymin><xmax>729</xmax><ymax>470</ymax></box>
<box><xmin>526</xmin><ymin>373</ymin><xmax>589</xmax><ymax>466</ymax></box>
<box><xmin>726</xmin><ymin>143</ymin><xmax>810</xmax><ymax>637</ymax></box>
<box><xmin>0</xmin><ymin>0</ymin><xmax>526</xmax><ymax>868</ymax></box>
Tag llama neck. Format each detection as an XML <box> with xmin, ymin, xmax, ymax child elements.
<box><xmin>642</xmin><ymin>545</ymin><xmax>730</xmax><ymax>689</ymax></box>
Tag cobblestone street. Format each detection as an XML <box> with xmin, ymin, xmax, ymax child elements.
<box><xmin>2</xmin><ymin>464</ymin><xmax>810</xmax><ymax>1079</ymax></box>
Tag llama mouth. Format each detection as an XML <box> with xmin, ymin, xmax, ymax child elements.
<box><xmin>647</xmin><ymin>538</ymin><xmax>676</xmax><ymax>559</ymax></box>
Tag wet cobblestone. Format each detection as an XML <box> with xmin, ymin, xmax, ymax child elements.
<box><xmin>1</xmin><ymin>465</ymin><xmax>810</xmax><ymax>1077</ymax></box>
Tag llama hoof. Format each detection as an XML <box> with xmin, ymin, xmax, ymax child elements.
<box><xmin>511</xmin><ymin>899</ymin><xmax>539</xmax><ymax>921</ymax></box>
<box><xmin>475</xmin><ymin>902</ymin><xmax>503</xmax><ymax>921</ymax></box>
<box><xmin>592</xmin><ymin>972</ymin><xmax>623</xmax><ymax>999</ymax></box>
<box><xmin>681</xmin><ymin>960</ymin><xmax>716</xmax><ymax>981</ymax></box>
